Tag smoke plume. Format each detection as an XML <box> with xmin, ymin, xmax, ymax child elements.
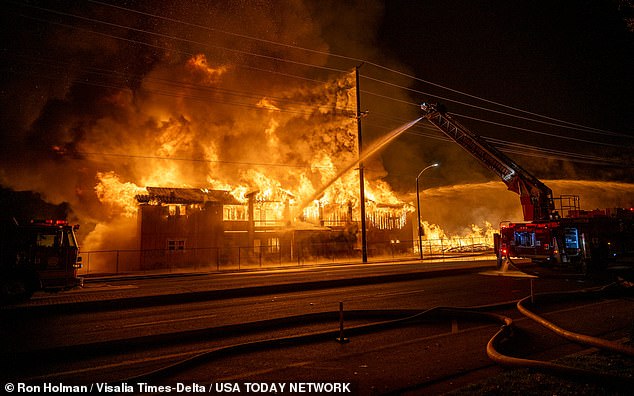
<box><xmin>0</xmin><ymin>1</ymin><xmax>387</xmax><ymax>251</ymax></box>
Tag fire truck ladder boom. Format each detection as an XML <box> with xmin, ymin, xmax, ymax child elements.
<box><xmin>420</xmin><ymin>103</ymin><xmax>554</xmax><ymax>222</ymax></box>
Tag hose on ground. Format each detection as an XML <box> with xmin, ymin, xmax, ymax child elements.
<box><xmin>486</xmin><ymin>322</ymin><xmax>633</xmax><ymax>386</ymax></box>
<box><xmin>517</xmin><ymin>293</ymin><xmax>634</xmax><ymax>357</ymax></box>
<box><xmin>487</xmin><ymin>279</ymin><xmax>634</xmax><ymax>385</ymax></box>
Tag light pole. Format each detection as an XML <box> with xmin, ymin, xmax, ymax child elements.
<box><xmin>416</xmin><ymin>163</ymin><xmax>439</xmax><ymax>260</ymax></box>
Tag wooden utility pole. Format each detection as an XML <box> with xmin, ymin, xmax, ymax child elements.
<box><xmin>356</xmin><ymin>66</ymin><xmax>368</xmax><ymax>263</ymax></box>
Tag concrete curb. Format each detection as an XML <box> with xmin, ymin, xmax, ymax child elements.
<box><xmin>2</xmin><ymin>263</ymin><xmax>493</xmax><ymax>315</ymax></box>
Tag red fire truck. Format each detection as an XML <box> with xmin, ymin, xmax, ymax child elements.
<box><xmin>497</xmin><ymin>207</ymin><xmax>634</xmax><ymax>271</ymax></box>
<box><xmin>420</xmin><ymin>103</ymin><xmax>634</xmax><ymax>272</ymax></box>
<box><xmin>1</xmin><ymin>218</ymin><xmax>83</xmax><ymax>301</ymax></box>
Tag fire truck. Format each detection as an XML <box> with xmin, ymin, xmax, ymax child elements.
<box><xmin>1</xmin><ymin>218</ymin><xmax>82</xmax><ymax>302</ymax></box>
<box><xmin>420</xmin><ymin>103</ymin><xmax>634</xmax><ymax>272</ymax></box>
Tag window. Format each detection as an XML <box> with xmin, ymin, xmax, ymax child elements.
<box><xmin>564</xmin><ymin>228</ymin><xmax>579</xmax><ymax>249</ymax></box>
<box><xmin>514</xmin><ymin>231</ymin><xmax>536</xmax><ymax>247</ymax></box>
<box><xmin>35</xmin><ymin>232</ymin><xmax>61</xmax><ymax>248</ymax></box>
<box><xmin>253</xmin><ymin>238</ymin><xmax>280</xmax><ymax>254</ymax></box>
<box><xmin>267</xmin><ymin>238</ymin><xmax>280</xmax><ymax>253</ymax></box>
<box><xmin>167</xmin><ymin>239</ymin><xmax>185</xmax><ymax>252</ymax></box>
<box><xmin>168</xmin><ymin>205</ymin><xmax>187</xmax><ymax>217</ymax></box>
<box><xmin>66</xmin><ymin>231</ymin><xmax>77</xmax><ymax>248</ymax></box>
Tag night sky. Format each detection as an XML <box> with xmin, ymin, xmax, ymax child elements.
<box><xmin>1</xmin><ymin>0</ymin><xmax>633</xmax><ymax>224</ymax></box>
<box><xmin>374</xmin><ymin>0</ymin><xmax>634</xmax><ymax>189</ymax></box>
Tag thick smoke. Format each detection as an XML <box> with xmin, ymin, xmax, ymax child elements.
<box><xmin>416</xmin><ymin>180</ymin><xmax>634</xmax><ymax>236</ymax></box>
<box><xmin>0</xmin><ymin>1</ymin><xmax>385</xmax><ymax>251</ymax></box>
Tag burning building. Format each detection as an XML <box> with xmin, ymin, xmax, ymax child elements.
<box><xmin>134</xmin><ymin>185</ymin><xmax>415</xmax><ymax>270</ymax></box>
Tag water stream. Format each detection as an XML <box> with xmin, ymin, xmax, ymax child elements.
<box><xmin>295</xmin><ymin>117</ymin><xmax>423</xmax><ymax>218</ymax></box>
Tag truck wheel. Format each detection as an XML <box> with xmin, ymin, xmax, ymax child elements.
<box><xmin>1</xmin><ymin>279</ymin><xmax>28</xmax><ymax>303</ymax></box>
<box><xmin>0</xmin><ymin>271</ymin><xmax>37</xmax><ymax>303</ymax></box>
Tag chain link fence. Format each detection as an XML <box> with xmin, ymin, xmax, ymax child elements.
<box><xmin>77</xmin><ymin>237</ymin><xmax>494</xmax><ymax>276</ymax></box>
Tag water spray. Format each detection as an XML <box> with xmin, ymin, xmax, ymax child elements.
<box><xmin>294</xmin><ymin>117</ymin><xmax>424</xmax><ymax>219</ymax></box>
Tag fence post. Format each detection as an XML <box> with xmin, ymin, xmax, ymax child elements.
<box><xmin>332</xmin><ymin>241</ymin><xmax>335</xmax><ymax>263</ymax></box>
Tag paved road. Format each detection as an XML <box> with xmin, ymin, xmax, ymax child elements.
<box><xmin>5</xmin><ymin>259</ymin><xmax>497</xmax><ymax>309</ymax></box>
<box><xmin>2</xmin><ymin>259</ymin><xmax>632</xmax><ymax>394</ymax></box>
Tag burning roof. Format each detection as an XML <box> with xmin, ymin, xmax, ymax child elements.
<box><xmin>136</xmin><ymin>187</ymin><xmax>241</xmax><ymax>206</ymax></box>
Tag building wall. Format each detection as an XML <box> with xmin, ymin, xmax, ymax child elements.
<box><xmin>138</xmin><ymin>202</ymin><xmax>223</xmax><ymax>269</ymax></box>
<box><xmin>137</xmin><ymin>200</ymin><xmax>414</xmax><ymax>270</ymax></box>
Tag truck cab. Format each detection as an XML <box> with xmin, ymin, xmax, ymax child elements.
<box><xmin>1</xmin><ymin>219</ymin><xmax>82</xmax><ymax>302</ymax></box>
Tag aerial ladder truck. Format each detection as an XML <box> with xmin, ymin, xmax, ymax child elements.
<box><xmin>420</xmin><ymin>103</ymin><xmax>634</xmax><ymax>272</ymax></box>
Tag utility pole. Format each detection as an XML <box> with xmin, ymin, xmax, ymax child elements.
<box><xmin>356</xmin><ymin>65</ymin><xmax>368</xmax><ymax>263</ymax></box>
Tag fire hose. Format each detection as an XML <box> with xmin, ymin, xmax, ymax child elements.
<box><xmin>516</xmin><ymin>285</ymin><xmax>634</xmax><ymax>357</ymax></box>
<box><xmin>488</xmin><ymin>280</ymin><xmax>634</xmax><ymax>386</ymax></box>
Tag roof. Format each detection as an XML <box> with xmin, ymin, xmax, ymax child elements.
<box><xmin>136</xmin><ymin>187</ymin><xmax>242</xmax><ymax>205</ymax></box>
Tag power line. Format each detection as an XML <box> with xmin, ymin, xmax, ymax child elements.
<box><xmin>14</xmin><ymin>2</ymin><xmax>349</xmax><ymax>75</ymax></box>
<box><xmin>365</xmin><ymin>119</ymin><xmax>632</xmax><ymax>168</ymax></box>
<box><xmin>4</xmin><ymin>1</ymin><xmax>632</xmax><ymax>171</ymax></box>
<box><xmin>86</xmin><ymin>0</ymin><xmax>631</xmax><ymax>138</ymax></box>
<box><xmin>54</xmin><ymin>150</ymin><xmax>342</xmax><ymax>171</ymax></box>
<box><xmin>361</xmin><ymin>75</ymin><xmax>632</xmax><ymax>139</ymax></box>
<box><xmin>2</xmin><ymin>54</ymin><xmax>356</xmax><ymax>117</ymax></box>
<box><xmin>448</xmin><ymin>113</ymin><xmax>625</xmax><ymax>148</ymax></box>
<box><xmin>10</xmin><ymin>0</ymin><xmax>630</xmax><ymax>143</ymax></box>
<box><xmin>5</xmin><ymin>59</ymin><xmax>628</xmax><ymax>173</ymax></box>
<box><xmin>6</xmin><ymin>60</ymin><xmax>628</xmax><ymax>169</ymax></box>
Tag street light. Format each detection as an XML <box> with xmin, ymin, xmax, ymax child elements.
<box><xmin>416</xmin><ymin>163</ymin><xmax>439</xmax><ymax>260</ymax></box>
